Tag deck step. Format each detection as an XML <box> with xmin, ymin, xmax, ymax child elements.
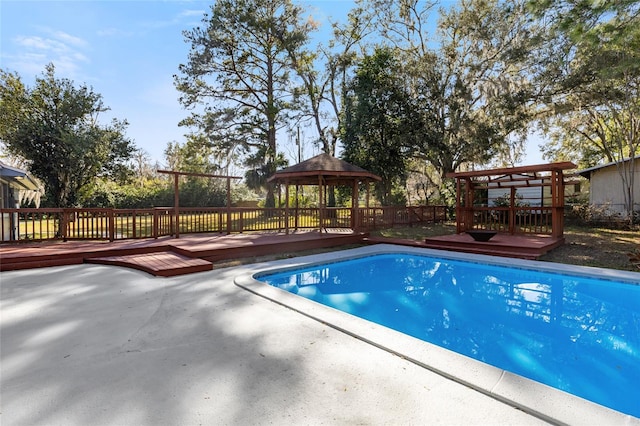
<box><xmin>87</xmin><ymin>251</ymin><xmax>213</xmax><ymax>277</ymax></box>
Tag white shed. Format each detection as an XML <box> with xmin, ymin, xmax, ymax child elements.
<box><xmin>578</xmin><ymin>156</ymin><xmax>640</xmax><ymax>215</ymax></box>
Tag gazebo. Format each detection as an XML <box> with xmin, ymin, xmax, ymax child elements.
<box><xmin>446</xmin><ymin>162</ymin><xmax>577</xmax><ymax>239</ymax></box>
<box><xmin>267</xmin><ymin>153</ymin><xmax>382</xmax><ymax>232</ymax></box>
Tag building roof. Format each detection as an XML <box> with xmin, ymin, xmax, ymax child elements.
<box><xmin>0</xmin><ymin>161</ymin><xmax>41</xmax><ymax>192</ymax></box>
<box><xmin>577</xmin><ymin>155</ymin><xmax>640</xmax><ymax>179</ymax></box>
<box><xmin>268</xmin><ymin>153</ymin><xmax>382</xmax><ymax>185</ymax></box>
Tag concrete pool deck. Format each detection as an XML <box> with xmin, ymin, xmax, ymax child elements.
<box><xmin>2</xmin><ymin>245</ymin><xmax>639</xmax><ymax>425</ymax></box>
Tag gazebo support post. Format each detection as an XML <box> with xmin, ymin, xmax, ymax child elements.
<box><xmin>318</xmin><ymin>175</ymin><xmax>323</xmax><ymax>234</ymax></box>
<box><xmin>285</xmin><ymin>182</ymin><xmax>290</xmax><ymax>235</ymax></box>
<box><xmin>295</xmin><ymin>184</ymin><xmax>299</xmax><ymax>231</ymax></box>
<box><xmin>352</xmin><ymin>180</ymin><xmax>359</xmax><ymax>231</ymax></box>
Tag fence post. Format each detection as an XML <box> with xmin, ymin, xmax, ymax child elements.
<box><xmin>61</xmin><ymin>209</ymin><xmax>69</xmax><ymax>241</ymax></box>
<box><xmin>109</xmin><ymin>209</ymin><xmax>115</xmax><ymax>241</ymax></box>
<box><xmin>152</xmin><ymin>209</ymin><xmax>158</xmax><ymax>239</ymax></box>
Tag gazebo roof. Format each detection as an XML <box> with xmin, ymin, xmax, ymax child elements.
<box><xmin>268</xmin><ymin>153</ymin><xmax>382</xmax><ymax>185</ymax></box>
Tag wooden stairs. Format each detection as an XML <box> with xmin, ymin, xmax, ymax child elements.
<box><xmin>87</xmin><ymin>251</ymin><xmax>213</xmax><ymax>277</ymax></box>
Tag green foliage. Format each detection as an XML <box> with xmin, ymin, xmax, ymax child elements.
<box><xmin>81</xmin><ymin>177</ymin><xmax>230</xmax><ymax>208</ymax></box>
<box><xmin>0</xmin><ymin>64</ymin><xmax>135</xmax><ymax>208</ymax></box>
<box><xmin>347</xmin><ymin>0</ymin><xmax>535</xmax><ymax>192</ymax></box>
<box><xmin>531</xmin><ymin>0</ymin><xmax>640</xmax><ymax>222</ymax></box>
<box><xmin>341</xmin><ymin>47</ymin><xmax>418</xmax><ymax>205</ymax></box>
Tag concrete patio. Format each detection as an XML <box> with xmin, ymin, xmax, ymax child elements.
<box><xmin>2</xmin><ymin>247</ymin><xmax>637</xmax><ymax>425</ymax></box>
<box><xmin>0</xmin><ymin>265</ymin><xmax>544</xmax><ymax>424</ymax></box>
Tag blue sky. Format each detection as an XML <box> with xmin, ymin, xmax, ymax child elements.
<box><xmin>1</xmin><ymin>0</ymin><xmax>544</xmax><ymax>168</ymax></box>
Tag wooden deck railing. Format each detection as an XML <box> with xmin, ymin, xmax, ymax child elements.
<box><xmin>0</xmin><ymin>205</ymin><xmax>446</xmax><ymax>243</ymax></box>
<box><xmin>456</xmin><ymin>206</ymin><xmax>556</xmax><ymax>234</ymax></box>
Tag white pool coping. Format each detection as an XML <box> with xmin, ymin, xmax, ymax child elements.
<box><xmin>235</xmin><ymin>244</ymin><xmax>640</xmax><ymax>426</ymax></box>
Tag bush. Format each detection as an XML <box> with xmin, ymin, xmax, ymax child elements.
<box><xmin>565</xmin><ymin>203</ymin><xmax>631</xmax><ymax>229</ymax></box>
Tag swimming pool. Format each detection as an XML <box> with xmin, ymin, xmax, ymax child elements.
<box><xmin>236</xmin><ymin>245</ymin><xmax>640</xmax><ymax>423</ymax></box>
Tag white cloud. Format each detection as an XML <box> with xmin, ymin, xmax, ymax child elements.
<box><xmin>50</xmin><ymin>30</ymin><xmax>89</xmax><ymax>48</ymax></box>
<box><xmin>178</xmin><ymin>9</ymin><xmax>205</xmax><ymax>18</ymax></box>
<box><xmin>9</xmin><ymin>29</ymin><xmax>90</xmax><ymax>79</ymax></box>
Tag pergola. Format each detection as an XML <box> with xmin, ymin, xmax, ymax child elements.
<box><xmin>267</xmin><ymin>153</ymin><xmax>382</xmax><ymax>233</ymax></box>
<box><xmin>446</xmin><ymin>162</ymin><xmax>577</xmax><ymax>238</ymax></box>
<box><xmin>157</xmin><ymin>170</ymin><xmax>242</xmax><ymax>237</ymax></box>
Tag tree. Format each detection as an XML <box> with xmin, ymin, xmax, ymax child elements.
<box><xmin>430</xmin><ymin>0</ymin><xmax>535</xmax><ymax>171</ymax></box>
<box><xmin>342</xmin><ymin>47</ymin><xmax>420</xmax><ymax>205</ymax></box>
<box><xmin>531</xmin><ymin>0</ymin><xmax>640</xmax><ymax>221</ymax></box>
<box><xmin>175</xmin><ymin>0</ymin><xmax>315</xmax><ymax>208</ymax></box>
<box><xmin>351</xmin><ymin>0</ymin><xmax>535</xmax><ymax>204</ymax></box>
<box><xmin>0</xmin><ymin>64</ymin><xmax>134</xmax><ymax>209</ymax></box>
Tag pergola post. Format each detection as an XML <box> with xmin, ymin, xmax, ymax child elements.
<box><xmin>551</xmin><ymin>170</ymin><xmax>565</xmax><ymax>238</ymax></box>
<box><xmin>509</xmin><ymin>186</ymin><xmax>516</xmax><ymax>234</ymax></box>
<box><xmin>157</xmin><ymin>170</ymin><xmax>241</xmax><ymax>238</ymax></box>
<box><xmin>464</xmin><ymin>178</ymin><xmax>474</xmax><ymax>232</ymax></box>
<box><xmin>173</xmin><ymin>173</ymin><xmax>180</xmax><ymax>238</ymax></box>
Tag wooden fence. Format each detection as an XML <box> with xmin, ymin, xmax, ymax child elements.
<box><xmin>0</xmin><ymin>205</ymin><xmax>446</xmax><ymax>243</ymax></box>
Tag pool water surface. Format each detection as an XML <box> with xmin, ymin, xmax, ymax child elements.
<box><xmin>257</xmin><ymin>252</ymin><xmax>640</xmax><ymax>418</ymax></box>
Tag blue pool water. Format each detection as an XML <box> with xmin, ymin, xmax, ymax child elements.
<box><xmin>258</xmin><ymin>253</ymin><xmax>640</xmax><ymax>417</ymax></box>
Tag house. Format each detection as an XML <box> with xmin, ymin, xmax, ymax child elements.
<box><xmin>0</xmin><ymin>161</ymin><xmax>43</xmax><ymax>208</ymax></box>
<box><xmin>577</xmin><ymin>156</ymin><xmax>640</xmax><ymax>215</ymax></box>
<box><xmin>1</xmin><ymin>161</ymin><xmax>44</xmax><ymax>240</ymax></box>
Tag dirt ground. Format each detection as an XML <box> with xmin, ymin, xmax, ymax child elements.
<box><xmin>538</xmin><ymin>225</ymin><xmax>639</xmax><ymax>272</ymax></box>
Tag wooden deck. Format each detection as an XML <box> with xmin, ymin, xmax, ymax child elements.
<box><xmin>366</xmin><ymin>232</ymin><xmax>564</xmax><ymax>260</ymax></box>
<box><xmin>0</xmin><ymin>230</ymin><xmax>564</xmax><ymax>277</ymax></box>
<box><xmin>0</xmin><ymin>231</ymin><xmax>368</xmax><ymax>277</ymax></box>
